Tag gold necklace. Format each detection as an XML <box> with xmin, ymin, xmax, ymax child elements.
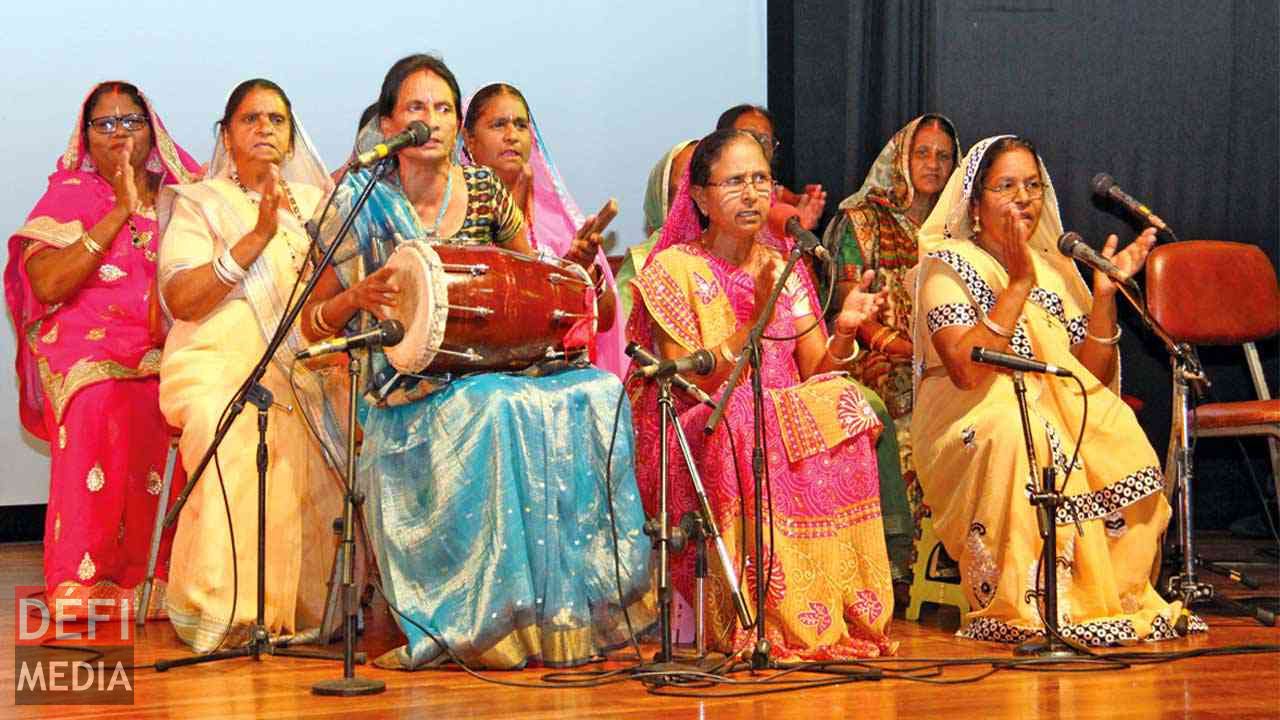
<box><xmin>232</xmin><ymin>171</ymin><xmax>305</xmax><ymax>272</ymax></box>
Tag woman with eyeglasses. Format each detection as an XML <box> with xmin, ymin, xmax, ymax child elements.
<box><xmin>818</xmin><ymin>115</ymin><xmax>961</xmax><ymax>603</ymax></box>
<box><xmin>627</xmin><ymin>128</ymin><xmax>896</xmax><ymax>660</ymax></box>
<box><xmin>715</xmin><ymin>104</ymin><xmax>828</xmax><ymax>230</ymax></box>
<box><xmin>910</xmin><ymin>136</ymin><xmax>1202</xmax><ymax>645</ymax></box>
<box><xmin>4</xmin><ymin>81</ymin><xmax>201</xmax><ymax>617</ymax></box>
<box><xmin>156</xmin><ymin>79</ymin><xmax>343</xmax><ymax>651</ymax></box>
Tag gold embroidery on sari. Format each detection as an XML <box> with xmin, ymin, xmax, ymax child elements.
<box><xmin>36</xmin><ymin>349</ymin><xmax>162</xmax><ymax>424</ymax></box>
<box><xmin>85</xmin><ymin>328</ymin><xmax>106</xmax><ymax>341</ymax></box>
<box><xmin>86</xmin><ymin>463</ymin><xmax>105</xmax><ymax>492</ymax></box>
<box><xmin>77</xmin><ymin>552</ymin><xmax>96</xmax><ymax>582</ymax></box>
<box><xmin>41</xmin><ymin>323</ymin><xmax>59</xmax><ymax>344</ymax></box>
<box><xmin>58</xmin><ymin>425</ymin><xmax>67</xmax><ymax>449</ymax></box>
<box><xmin>17</xmin><ymin>215</ymin><xmax>85</xmax><ymax>249</ymax></box>
<box><xmin>54</xmin><ymin>513</ymin><xmax>61</xmax><ymax>542</ymax></box>
<box><xmin>147</xmin><ymin>470</ymin><xmax>162</xmax><ymax>496</ymax></box>
<box><xmin>62</xmin><ymin>178</ymin><xmax>82</xmax><ymax>185</ymax></box>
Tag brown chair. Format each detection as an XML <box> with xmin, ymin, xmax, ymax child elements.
<box><xmin>1145</xmin><ymin>240</ymin><xmax>1280</xmax><ymax>602</ymax></box>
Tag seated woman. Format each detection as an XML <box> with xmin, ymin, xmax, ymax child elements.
<box><xmin>911</xmin><ymin>135</ymin><xmax>1204</xmax><ymax>644</ymax></box>
<box><xmin>628</xmin><ymin>128</ymin><xmax>896</xmax><ymax>661</ymax></box>
<box><xmin>615</xmin><ymin>139</ymin><xmax>696</xmax><ymax>321</ymax></box>
<box><xmin>715</xmin><ymin>104</ymin><xmax>826</xmax><ymax>229</ymax></box>
<box><xmin>301</xmin><ymin>54</ymin><xmax>652</xmax><ymax>670</ymax></box>
<box><xmin>4</xmin><ymin>81</ymin><xmax>200</xmax><ymax>617</ymax></box>
<box><xmin>157</xmin><ymin>79</ymin><xmax>344</xmax><ymax>651</ymax></box>
<box><xmin>819</xmin><ymin>114</ymin><xmax>961</xmax><ymax>596</ymax></box>
<box><xmin>459</xmin><ymin>82</ymin><xmax>626</xmax><ymax>376</ymax></box>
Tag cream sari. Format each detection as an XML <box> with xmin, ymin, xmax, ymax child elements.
<box><xmin>909</xmin><ymin>136</ymin><xmax>1203</xmax><ymax>645</ymax></box>
<box><xmin>155</xmin><ymin>116</ymin><xmax>344</xmax><ymax>652</ymax></box>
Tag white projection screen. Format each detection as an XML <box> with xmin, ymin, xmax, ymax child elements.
<box><xmin>0</xmin><ymin>1</ymin><xmax>767</xmax><ymax>505</ymax></box>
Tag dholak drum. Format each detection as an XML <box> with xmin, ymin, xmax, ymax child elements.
<box><xmin>383</xmin><ymin>242</ymin><xmax>597</xmax><ymax>374</ymax></box>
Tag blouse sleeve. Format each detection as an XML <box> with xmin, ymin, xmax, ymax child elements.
<box><xmin>486</xmin><ymin>171</ymin><xmax>525</xmax><ymax>245</ymax></box>
<box><xmin>917</xmin><ymin>259</ymin><xmax>978</xmax><ymax>337</ymax></box>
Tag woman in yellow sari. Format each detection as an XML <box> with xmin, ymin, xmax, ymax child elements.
<box><xmin>910</xmin><ymin>135</ymin><xmax>1204</xmax><ymax>645</ymax></box>
<box><xmin>156</xmin><ymin>79</ymin><xmax>343</xmax><ymax>652</ymax></box>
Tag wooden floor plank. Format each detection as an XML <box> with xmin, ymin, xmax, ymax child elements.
<box><xmin>2</xmin><ymin>540</ymin><xmax>1277</xmax><ymax>719</ymax></box>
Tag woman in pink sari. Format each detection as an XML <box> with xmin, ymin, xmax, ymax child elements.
<box><xmin>627</xmin><ymin>128</ymin><xmax>896</xmax><ymax>660</ymax></box>
<box><xmin>5</xmin><ymin>81</ymin><xmax>200</xmax><ymax>616</ymax></box>
<box><xmin>460</xmin><ymin>83</ymin><xmax>626</xmax><ymax>376</ymax></box>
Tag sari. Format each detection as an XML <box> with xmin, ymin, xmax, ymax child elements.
<box><xmin>626</xmin><ymin>173</ymin><xmax>896</xmax><ymax>661</ymax></box>
<box><xmin>910</xmin><ymin>136</ymin><xmax>1205</xmax><ymax>644</ymax></box>
<box><xmin>4</xmin><ymin>83</ymin><xmax>200</xmax><ymax>615</ymax></box>
<box><xmin>309</xmin><ymin>120</ymin><xmax>654</xmax><ymax>670</ymax></box>
<box><xmin>156</xmin><ymin>111</ymin><xmax>345</xmax><ymax>652</ymax></box>
<box><xmin>459</xmin><ymin>85</ymin><xmax>626</xmax><ymax>377</ymax></box>
<box><xmin>820</xmin><ymin>114</ymin><xmax>962</xmax><ymax>584</ymax></box>
<box><xmin>615</xmin><ymin>139</ymin><xmax>697</xmax><ymax>321</ymax></box>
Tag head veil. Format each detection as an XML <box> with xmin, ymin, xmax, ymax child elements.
<box><xmin>624</xmin><ymin>133</ymin><xmax>828</xmax><ymax>376</ymax></box>
<box><xmin>911</xmin><ymin>134</ymin><xmax>1108</xmax><ymax>393</ymax></box>
<box><xmin>837</xmin><ymin>114</ymin><xmax>960</xmax><ymax>222</ymax></box>
<box><xmin>643</xmin><ymin>139</ymin><xmax>698</xmax><ymax>238</ymax></box>
<box><xmin>458</xmin><ymin>83</ymin><xmax>627</xmax><ymax>377</ymax></box>
<box><xmin>5</xmin><ymin>82</ymin><xmax>201</xmax><ymax>440</ymax></box>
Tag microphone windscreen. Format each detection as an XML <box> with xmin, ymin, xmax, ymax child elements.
<box><xmin>1056</xmin><ymin>231</ymin><xmax>1085</xmax><ymax>255</ymax></box>
<box><xmin>1089</xmin><ymin>173</ymin><xmax>1115</xmax><ymax>197</ymax></box>
<box><xmin>380</xmin><ymin>319</ymin><xmax>406</xmax><ymax>345</ymax></box>
<box><xmin>766</xmin><ymin>202</ymin><xmax>801</xmax><ymax>238</ymax></box>
<box><xmin>406</xmin><ymin>120</ymin><xmax>431</xmax><ymax>146</ymax></box>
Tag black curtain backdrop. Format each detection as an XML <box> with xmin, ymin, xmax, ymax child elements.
<box><xmin>769</xmin><ymin>0</ymin><xmax>1280</xmax><ymax>527</ymax></box>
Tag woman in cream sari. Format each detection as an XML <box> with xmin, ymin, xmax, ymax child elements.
<box><xmin>911</xmin><ymin>135</ymin><xmax>1204</xmax><ymax>644</ymax></box>
<box><xmin>156</xmin><ymin>79</ymin><xmax>343</xmax><ymax>652</ymax></box>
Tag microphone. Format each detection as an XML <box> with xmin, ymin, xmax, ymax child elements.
<box><xmin>626</xmin><ymin>342</ymin><xmax>716</xmax><ymax>408</ymax></box>
<box><xmin>970</xmin><ymin>346</ymin><xmax>1074</xmax><ymax>377</ymax></box>
<box><xmin>767</xmin><ymin>203</ymin><xmax>831</xmax><ymax>263</ymax></box>
<box><xmin>1090</xmin><ymin>173</ymin><xmax>1170</xmax><ymax>233</ymax></box>
<box><xmin>352</xmin><ymin>121</ymin><xmax>431</xmax><ymax>169</ymax></box>
<box><xmin>1057</xmin><ymin>231</ymin><xmax>1139</xmax><ymax>291</ymax></box>
<box><xmin>296</xmin><ymin>319</ymin><xmax>405</xmax><ymax>360</ymax></box>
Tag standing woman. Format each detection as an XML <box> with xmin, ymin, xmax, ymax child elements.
<box><xmin>459</xmin><ymin>82</ymin><xmax>625</xmax><ymax>376</ymax></box>
<box><xmin>820</xmin><ymin>115</ymin><xmax>961</xmax><ymax>594</ymax></box>
<box><xmin>157</xmin><ymin>79</ymin><xmax>343</xmax><ymax>652</ymax></box>
<box><xmin>302</xmin><ymin>54</ymin><xmax>652</xmax><ymax>670</ymax></box>
<box><xmin>911</xmin><ymin>135</ymin><xmax>1201</xmax><ymax>644</ymax></box>
<box><xmin>5</xmin><ymin>81</ymin><xmax>200</xmax><ymax>616</ymax></box>
<box><xmin>628</xmin><ymin>129</ymin><xmax>896</xmax><ymax>661</ymax></box>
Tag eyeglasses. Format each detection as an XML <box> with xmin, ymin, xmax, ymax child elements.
<box><xmin>983</xmin><ymin>178</ymin><xmax>1045</xmax><ymax>200</ymax></box>
<box><xmin>746</xmin><ymin>131</ymin><xmax>781</xmax><ymax>152</ymax></box>
<box><xmin>705</xmin><ymin>172</ymin><xmax>774</xmax><ymax>193</ymax></box>
<box><xmin>87</xmin><ymin>114</ymin><xmax>149</xmax><ymax>135</ymax></box>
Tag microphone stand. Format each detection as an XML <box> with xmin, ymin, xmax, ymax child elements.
<box><xmin>155</xmin><ymin>159</ymin><xmax>392</xmax><ymax>671</ymax></box>
<box><xmin>1008</xmin><ymin>371</ymin><xmax>1085</xmax><ymax>659</ymax></box>
<box><xmin>640</xmin><ymin>374</ymin><xmax>752</xmax><ymax>675</ymax></box>
<box><xmin>1113</xmin><ymin>282</ymin><xmax>1272</xmax><ymax>626</ymax></box>
<box><xmin>704</xmin><ymin>243</ymin><xmax>808</xmax><ymax>670</ymax></box>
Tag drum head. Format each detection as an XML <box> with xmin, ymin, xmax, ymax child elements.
<box><xmin>383</xmin><ymin>240</ymin><xmax>448</xmax><ymax>373</ymax></box>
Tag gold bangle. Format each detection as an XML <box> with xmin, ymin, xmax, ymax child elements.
<box><xmin>1085</xmin><ymin>326</ymin><xmax>1122</xmax><ymax>345</ymax></box>
<box><xmin>80</xmin><ymin>233</ymin><xmax>105</xmax><ymax>256</ymax></box>
<box><xmin>826</xmin><ymin>333</ymin><xmax>859</xmax><ymax>363</ymax></box>
<box><xmin>980</xmin><ymin>313</ymin><xmax>1015</xmax><ymax>339</ymax></box>
<box><xmin>311</xmin><ymin>300</ymin><xmax>337</xmax><ymax>337</ymax></box>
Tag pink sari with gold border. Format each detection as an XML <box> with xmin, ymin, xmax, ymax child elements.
<box><xmin>4</xmin><ymin>83</ymin><xmax>200</xmax><ymax>616</ymax></box>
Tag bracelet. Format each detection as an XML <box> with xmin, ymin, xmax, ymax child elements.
<box><xmin>1085</xmin><ymin>325</ymin><xmax>1122</xmax><ymax>345</ymax></box>
<box><xmin>589</xmin><ymin>264</ymin><xmax>608</xmax><ymax>292</ymax></box>
<box><xmin>980</xmin><ymin>313</ymin><xmax>1015</xmax><ymax>339</ymax></box>
<box><xmin>826</xmin><ymin>332</ymin><xmax>859</xmax><ymax>364</ymax></box>
<box><xmin>80</xmin><ymin>233</ymin><xmax>106</xmax><ymax>256</ymax></box>
<box><xmin>212</xmin><ymin>248</ymin><xmax>247</xmax><ymax>286</ymax></box>
<box><xmin>311</xmin><ymin>300</ymin><xmax>338</xmax><ymax>337</ymax></box>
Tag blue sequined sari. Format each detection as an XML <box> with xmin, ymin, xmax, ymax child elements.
<box><xmin>313</xmin><ymin>160</ymin><xmax>653</xmax><ymax>669</ymax></box>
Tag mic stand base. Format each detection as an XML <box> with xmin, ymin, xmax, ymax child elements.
<box><xmin>1013</xmin><ymin>635</ymin><xmax>1088</xmax><ymax>659</ymax></box>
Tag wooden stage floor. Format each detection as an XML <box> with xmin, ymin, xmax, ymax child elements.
<box><xmin>2</xmin><ymin>538</ymin><xmax>1278</xmax><ymax>719</ymax></box>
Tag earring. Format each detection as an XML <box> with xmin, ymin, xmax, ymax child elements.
<box><xmin>972</xmin><ymin>216</ymin><xmax>982</xmax><ymax>234</ymax></box>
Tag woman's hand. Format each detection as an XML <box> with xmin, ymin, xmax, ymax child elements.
<box><xmin>1093</xmin><ymin>227</ymin><xmax>1156</xmax><ymax>297</ymax></box>
<box><xmin>796</xmin><ymin>184</ymin><xmax>828</xmax><ymax>231</ymax></box>
<box><xmin>833</xmin><ymin>270</ymin><xmax>886</xmax><ymax>336</ymax></box>
<box><xmin>998</xmin><ymin>203</ymin><xmax>1036</xmax><ymax>287</ymax></box>
<box><xmin>509</xmin><ymin>163</ymin><xmax>533</xmax><ymax>216</ymax></box>
<box><xmin>108</xmin><ymin>138</ymin><xmax>138</xmax><ymax>213</ymax></box>
<box><xmin>345</xmin><ymin>265</ymin><xmax>399</xmax><ymax>320</ymax></box>
<box><xmin>252</xmin><ymin>165</ymin><xmax>281</xmax><ymax>241</ymax></box>
<box><xmin>563</xmin><ymin>198</ymin><xmax>617</xmax><ymax>269</ymax></box>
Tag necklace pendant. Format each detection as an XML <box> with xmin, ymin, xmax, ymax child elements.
<box><xmin>132</xmin><ymin>229</ymin><xmax>153</xmax><ymax>249</ymax></box>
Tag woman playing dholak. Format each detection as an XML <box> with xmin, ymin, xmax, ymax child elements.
<box><xmin>819</xmin><ymin>114</ymin><xmax>961</xmax><ymax>595</ymax></box>
<box><xmin>628</xmin><ymin>128</ymin><xmax>896</xmax><ymax>661</ymax></box>
<box><xmin>910</xmin><ymin>135</ymin><xmax>1206</xmax><ymax>644</ymax></box>
<box><xmin>301</xmin><ymin>54</ymin><xmax>652</xmax><ymax>670</ymax></box>
<box><xmin>458</xmin><ymin>82</ymin><xmax>627</xmax><ymax>377</ymax></box>
<box><xmin>5</xmin><ymin>81</ymin><xmax>200</xmax><ymax>616</ymax></box>
<box><xmin>156</xmin><ymin>79</ymin><xmax>345</xmax><ymax>652</ymax></box>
